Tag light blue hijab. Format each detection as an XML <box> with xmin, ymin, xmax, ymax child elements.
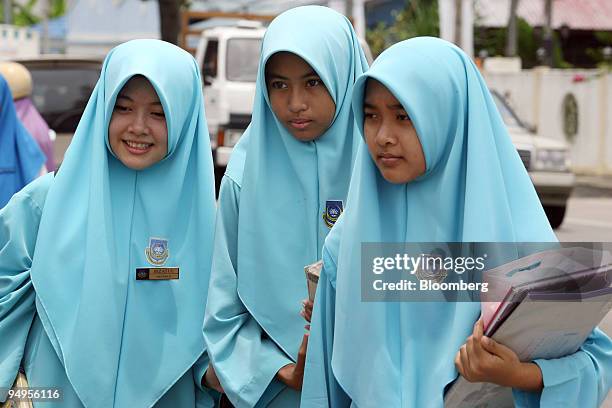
<box><xmin>29</xmin><ymin>40</ymin><xmax>216</xmax><ymax>407</ymax></box>
<box><xmin>325</xmin><ymin>38</ymin><xmax>556</xmax><ymax>406</ymax></box>
<box><xmin>224</xmin><ymin>5</ymin><xmax>368</xmax><ymax>359</ymax></box>
<box><xmin>0</xmin><ymin>75</ymin><xmax>45</xmax><ymax>208</ymax></box>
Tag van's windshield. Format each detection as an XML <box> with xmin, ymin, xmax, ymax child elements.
<box><xmin>226</xmin><ymin>38</ymin><xmax>262</xmax><ymax>82</ymax></box>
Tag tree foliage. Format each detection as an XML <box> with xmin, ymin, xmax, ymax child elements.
<box><xmin>1</xmin><ymin>0</ymin><xmax>66</xmax><ymax>25</ymax></box>
<box><xmin>366</xmin><ymin>0</ymin><xmax>439</xmax><ymax>57</ymax></box>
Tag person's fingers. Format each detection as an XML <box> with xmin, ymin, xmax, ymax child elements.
<box><xmin>474</xmin><ymin>319</ymin><xmax>484</xmax><ymax>340</ymax></box>
<box><xmin>481</xmin><ymin>336</ymin><xmax>515</xmax><ymax>361</ymax></box>
<box><xmin>454</xmin><ymin>350</ymin><xmax>464</xmax><ymax>376</ymax></box>
<box><xmin>469</xmin><ymin>326</ymin><xmax>488</xmax><ymax>363</ymax></box>
<box><xmin>459</xmin><ymin>344</ymin><xmax>472</xmax><ymax>381</ymax></box>
<box><xmin>465</xmin><ymin>336</ymin><xmax>477</xmax><ymax>375</ymax></box>
<box><xmin>295</xmin><ymin>333</ymin><xmax>309</xmax><ymax>372</ymax></box>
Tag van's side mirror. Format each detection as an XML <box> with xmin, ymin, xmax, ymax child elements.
<box><xmin>203</xmin><ymin>75</ymin><xmax>214</xmax><ymax>86</ymax></box>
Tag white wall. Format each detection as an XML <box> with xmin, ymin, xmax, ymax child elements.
<box><xmin>483</xmin><ymin>68</ymin><xmax>612</xmax><ymax>175</ymax></box>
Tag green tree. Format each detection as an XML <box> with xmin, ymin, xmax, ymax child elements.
<box><xmin>1</xmin><ymin>0</ymin><xmax>66</xmax><ymax>26</ymax></box>
<box><xmin>366</xmin><ymin>0</ymin><xmax>439</xmax><ymax>57</ymax></box>
<box><xmin>586</xmin><ymin>31</ymin><xmax>612</xmax><ymax>69</ymax></box>
<box><xmin>475</xmin><ymin>17</ymin><xmax>569</xmax><ymax>68</ymax></box>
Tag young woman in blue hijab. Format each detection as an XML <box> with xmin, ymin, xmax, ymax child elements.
<box><xmin>202</xmin><ymin>6</ymin><xmax>369</xmax><ymax>407</ymax></box>
<box><xmin>300</xmin><ymin>37</ymin><xmax>612</xmax><ymax>407</ymax></box>
<box><xmin>0</xmin><ymin>75</ymin><xmax>46</xmax><ymax>208</ymax></box>
<box><xmin>0</xmin><ymin>40</ymin><xmax>217</xmax><ymax>407</ymax></box>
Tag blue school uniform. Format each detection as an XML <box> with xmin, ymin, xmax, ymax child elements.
<box><xmin>0</xmin><ymin>39</ymin><xmax>217</xmax><ymax>407</ymax></box>
<box><xmin>203</xmin><ymin>6</ymin><xmax>368</xmax><ymax>407</ymax></box>
<box><xmin>0</xmin><ymin>75</ymin><xmax>45</xmax><ymax>208</ymax></box>
<box><xmin>301</xmin><ymin>37</ymin><xmax>612</xmax><ymax>407</ymax></box>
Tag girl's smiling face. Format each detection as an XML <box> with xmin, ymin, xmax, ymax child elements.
<box><xmin>108</xmin><ymin>75</ymin><xmax>168</xmax><ymax>170</ymax></box>
<box><xmin>363</xmin><ymin>79</ymin><xmax>426</xmax><ymax>184</ymax></box>
<box><xmin>265</xmin><ymin>52</ymin><xmax>336</xmax><ymax>142</ymax></box>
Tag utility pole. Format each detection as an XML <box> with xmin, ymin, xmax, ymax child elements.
<box><xmin>3</xmin><ymin>0</ymin><xmax>11</xmax><ymax>24</ymax></box>
<box><xmin>328</xmin><ymin>0</ymin><xmax>347</xmax><ymax>15</ymax></box>
<box><xmin>351</xmin><ymin>0</ymin><xmax>366</xmax><ymax>38</ymax></box>
<box><xmin>41</xmin><ymin>0</ymin><xmax>49</xmax><ymax>53</ymax></box>
<box><xmin>506</xmin><ymin>0</ymin><xmax>520</xmax><ymax>56</ymax></box>
<box><xmin>543</xmin><ymin>0</ymin><xmax>553</xmax><ymax>66</ymax></box>
<box><xmin>454</xmin><ymin>0</ymin><xmax>462</xmax><ymax>46</ymax></box>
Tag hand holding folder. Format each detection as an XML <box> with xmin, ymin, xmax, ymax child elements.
<box><xmin>444</xmin><ymin>246</ymin><xmax>612</xmax><ymax>408</ymax></box>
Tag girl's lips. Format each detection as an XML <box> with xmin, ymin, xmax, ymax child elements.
<box><xmin>379</xmin><ymin>155</ymin><xmax>403</xmax><ymax>166</ymax></box>
<box><xmin>123</xmin><ymin>140</ymin><xmax>153</xmax><ymax>155</ymax></box>
<box><xmin>289</xmin><ymin>119</ymin><xmax>312</xmax><ymax>130</ymax></box>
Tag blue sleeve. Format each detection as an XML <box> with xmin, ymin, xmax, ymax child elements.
<box><xmin>513</xmin><ymin>328</ymin><xmax>612</xmax><ymax>407</ymax></box>
<box><xmin>0</xmin><ymin>181</ymin><xmax>46</xmax><ymax>402</ymax></box>
<box><xmin>301</xmin><ymin>246</ymin><xmax>351</xmax><ymax>408</ymax></box>
<box><xmin>192</xmin><ymin>351</ymin><xmax>221</xmax><ymax>406</ymax></box>
<box><xmin>203</xmin><ymin>176</ymin><xmax>293</xmax><ymax>408</ymax></box>
<box><xmin>15</xmin><ymin>126</ymin><xmax>46</xmax><ymax>184</ymax></box>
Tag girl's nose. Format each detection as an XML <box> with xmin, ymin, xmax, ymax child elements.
<box><xmin>288</xmin><ymin>88</ymin><xmax>307</xmax><ymax>113</ymax></box>
<box><xmin>128</xmin><ymin>112</ymin><xmax>149</xmax><ymax>135</ymax></box>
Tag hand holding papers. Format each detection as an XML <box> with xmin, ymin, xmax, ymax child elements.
<box><xmin>304</xmin><ymin>260</ymin><xmax>323</xmax><ymax>303</ymax></box>
<box><xmin>445</xmin><ymin>245</ymin><xmax>612</xmax><ymax>408</ymax></box>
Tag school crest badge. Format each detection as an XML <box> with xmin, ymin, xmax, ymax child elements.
<box><xmin>415</xmin><ymin>254</ymin><xmax>448</xmax><ymax>284</ymax></box>
<box><xmin>145</xmin><ymin>237</ymin><xmax>169</xmax><ymax>266</ymax></box>
<box><xmin>322</xmin><ymin>200</ymin><xmax>344</xmax><ymax>229</ymax></box>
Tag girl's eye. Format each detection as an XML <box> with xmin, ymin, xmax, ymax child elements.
<box><xmin>114</xmin><ymin>105</ymin><xmax>129</xmax><ymax>112</ymax></box>
<box><xmin>151</xmin><ymin>111</ymin><xmax>165</xmax><ymax>118</ymax></box>
<box><xmin>270</xmin><ymin>81</ymin><xmax>287</xmax><ymax>89</ymax></box>
<box><xmin>397</xmin><ymin>113</ymin><xmax>411</xmax><ymax>121</ymax></box>
<box><xmin>306</xmin><ymin>78</ymin><xmax>322</xmax><ymax>87</ymax></box>
<box><xmin>364</xmin><ymin>112</ymin><xmax>378</xmax><ymax>120</ymax></box>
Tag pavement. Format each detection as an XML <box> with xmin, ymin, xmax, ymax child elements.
<box><xmin>574</xmin><ymin>174</ymin><xmax>612</xmax><ymax>197</ymax></box>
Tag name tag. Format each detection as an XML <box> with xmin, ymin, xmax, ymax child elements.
<box><xmin>136</xmin><ymin>267</ymin><xmax>179</xmax><ymax>280</ymax></box>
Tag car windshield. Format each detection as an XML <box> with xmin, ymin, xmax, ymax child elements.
<box><xmin>491</xmin><ymin>91</ymin><xmax>525</xmax><ymax>129</ymax></box>
<box><xmin>28</xmin><ymin>65</ymin><xmax>100</xmax><ymax>133</ymax></box>
<box><xmin>226</xmin><ymin>38</ymin><xmax>261</xmax><ymax>82</ymax></box>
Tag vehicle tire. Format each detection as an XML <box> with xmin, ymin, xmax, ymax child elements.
<box><xmin>544</xmin><ymin>205</ymin><xmax>566</xmax><ymax>229</ymax></box>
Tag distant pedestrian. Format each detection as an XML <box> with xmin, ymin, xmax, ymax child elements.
<box><xmin>0</xmin><ymin>61</ymin><xmax>55</xmax><ymax>171</ymax></box>
<box><xmin>0</xmin><ymin>74</ymin><xmax>46</xmax><ymax>208</ymax></box>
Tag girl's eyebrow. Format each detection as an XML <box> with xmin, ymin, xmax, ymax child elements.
<box><xmin>267</xmin><ymin>71</ymin><xmax>319</xmax><ymax>80</ymax></box>
<box><xmin>116</xmin><ymin>94</ymin><xmax>162</xmax><ymax>106</ymax></box>
<box><xmin>363</xmin><ymin>101</ymin><xmax>404</xmax><ymax>110</ymax></box>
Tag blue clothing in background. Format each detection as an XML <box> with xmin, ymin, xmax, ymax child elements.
<box><xmin>0</xmin><ymin>75</ymin><xmax>45</xmax><ymax>208</ymax></box>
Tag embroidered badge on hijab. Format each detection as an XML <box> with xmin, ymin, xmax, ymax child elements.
<box><xmin>323</xmin><ymin>200</ymin><xmax>344</xmax><ymax>228</ymax></box>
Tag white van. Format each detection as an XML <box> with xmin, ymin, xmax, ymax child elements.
<box><xmin>195</xmin><ymin>21</ymin><xmax>265</xmax><ymax>171</ymax></box>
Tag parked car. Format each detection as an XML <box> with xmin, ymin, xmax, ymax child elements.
<box><xmin>491</xmin><ymin>91</ymin><xmax>575</xmax><ymax>229</ymax></box>
<box><xmin>15</xmin><ymin>56</ymin><xmax>103</xmax><ymax>166</ymax></box>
